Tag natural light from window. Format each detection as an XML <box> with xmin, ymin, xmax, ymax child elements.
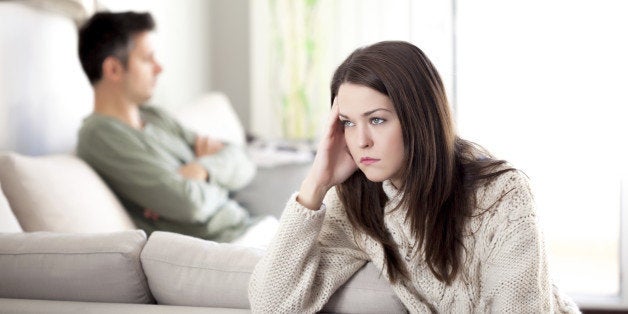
<box><xmin>455</xmin><ymin>0</ymin><xmax>628</xmax><ymax>299</ymax></box>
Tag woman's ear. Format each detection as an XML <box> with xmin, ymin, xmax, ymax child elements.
<box><xmin>101</xmin><ymin>56</ymin><xmax>125</xmax><ymax>82</ymax></box>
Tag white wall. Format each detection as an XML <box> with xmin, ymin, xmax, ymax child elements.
<box><xmin>0</xmin><ymin>2</ymin><xmax>92</xmax><ymax>155</ymax></box>
<box><xmin>98</xmin><ymin>0</ymin><xmax>212</xmax><ymax>112</ymax></box>
<box><xmin>0</xmin><ymin>1</ymin><xmax>215</xmax><ymax>155</ymax></box>
<box><xmin>101</xmin><ymin>0</ymin><xmax>252</xmax><ymax>131</ymax></box>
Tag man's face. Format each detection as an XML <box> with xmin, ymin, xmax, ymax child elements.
<box><xmin>122</xmin><ymin>31</ymin><xmax>162</xmax><ymax>104</ymax></box>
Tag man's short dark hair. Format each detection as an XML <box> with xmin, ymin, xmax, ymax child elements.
<box><xmin>78</xmin><ymin>11</ymin><xmax>155</xmax><ymax>85</ymax></box>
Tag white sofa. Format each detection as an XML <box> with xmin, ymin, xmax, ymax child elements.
<box><xmin>0</xmin><ymin>91</ymin><xmax>405</xmax><ymax>312</ymax></box>
<box><xmin>0</xmin><ymin>140</ymin><xmax>405</xmax><ymax>313</ymax></box>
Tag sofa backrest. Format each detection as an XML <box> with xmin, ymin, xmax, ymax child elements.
<box><xmin>0</xmin><ymin>152</ymin><xmax>135</xmax><ymax>232</ymax></box>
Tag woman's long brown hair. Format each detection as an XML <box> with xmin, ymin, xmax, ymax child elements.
<box><xmin>332</xmin><ymin>41</ymin><xmax>513</xmax><ymax>284</ymax></box>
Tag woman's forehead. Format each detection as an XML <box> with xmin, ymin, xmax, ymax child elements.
<box><xmin>337</xmin><ymin>83</ymin><xmax>395</xmax><ymax>115</ymax></box>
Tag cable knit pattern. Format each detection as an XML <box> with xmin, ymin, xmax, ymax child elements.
<box><xmin>248</xmin><ymin>170</ymin><xmax>581</xmax><ymax>313</ymax></box>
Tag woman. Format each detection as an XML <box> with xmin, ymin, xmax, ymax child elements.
<box><xmin>249</xmin><ymin>41</ymin><xmax>579</xmax><ymax>313</ymax></box>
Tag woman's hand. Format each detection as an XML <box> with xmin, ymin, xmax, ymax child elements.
<box><xmin>297</xmin><ymin>100</ymin><xmax>357</xmax><ymax>210</ymax></box>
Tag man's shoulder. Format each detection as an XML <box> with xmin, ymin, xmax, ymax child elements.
<box><xmin>77</xmin><ymin>113</ymin><xmax>143</xmax><ymax>156</ymax></box>
<box><xmin>78</xmin><ymin>113</ymin><xmax>127</xmax><ymax>140</ymax></box>
<box><xmin>140</xmin><ymin>105</ymin><xmax>174</xmax><ymax>121</ymax></box>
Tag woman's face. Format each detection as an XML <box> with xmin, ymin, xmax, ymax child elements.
<box><xmin>337</xmin><ymin>83</ymin><xmax>405</xmax><ymax>188</ymax></box>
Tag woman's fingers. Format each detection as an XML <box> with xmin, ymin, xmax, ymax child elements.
<box><xmin>323</xmin><ymin>99</ymin><xmax>341</xmax><ymax>138</ymax></box>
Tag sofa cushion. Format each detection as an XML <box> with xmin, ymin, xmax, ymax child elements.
<box><xmin>141</xmin><ymin>232</ymin><xmax>405</xmax><ymax>312</ymax></box>
<box><xmin>0</xmin><ymin>230</ymin><xmax>153</xmax><ymax>303</ymax></box>
<box><xmin>0</xmin><ymin>183</ymin><xmax>21</xmax><ymax>232</ymax></box>
<box><xmin>0</xmin><ymin>153</ymin><xmax>135</xmax><ymax>232</ymax></box>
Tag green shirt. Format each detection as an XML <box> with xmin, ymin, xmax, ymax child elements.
<box><xmin>77</xmin><ymin>106</ymin><xmax>256</xmax><ymax>242</ymax></box>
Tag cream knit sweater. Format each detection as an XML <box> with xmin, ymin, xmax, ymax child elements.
<box><xmin>249</xmin><ymin>170</ymin><xmax>580</xmax><ymax>313</ymax></box>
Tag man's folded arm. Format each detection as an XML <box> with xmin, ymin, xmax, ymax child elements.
<box><xmin>197</xmin><ymin>143</ymin><xmax>256</xmax><ymax>190</ymax></box>
<box><xmin>78</xmin><ymin>133</ymin><xmax>228</xmax><ymax>224</ymax></box>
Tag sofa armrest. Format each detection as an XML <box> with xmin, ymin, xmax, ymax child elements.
<box><xmin>0</xmin><ymin>298</ymin><xmax>250</xmax><ymax>314</ymax></box>
<box><xmin>141</xmin><ymin>231</ymin><xmax>406</xmax><ymax>312</ymax></box>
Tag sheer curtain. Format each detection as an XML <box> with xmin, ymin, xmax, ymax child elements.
<box><xmin>250</xmin><ymin>0</ymin><xmax>452</xmax><ymax>140</ymax></box>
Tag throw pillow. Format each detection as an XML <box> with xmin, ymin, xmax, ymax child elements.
<box><xmin>0</xmin><ymin>153</ymin><xmax>135</xmax><ymax>232</ymax></box>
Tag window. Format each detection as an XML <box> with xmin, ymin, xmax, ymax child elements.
<box><xmin>455</xmin><ymin>0</ymin><xmax>628</xmax><ymax>304</ymax></box>
<box><xmin>252</xmin><ymin>0</ymin><xmax>628</xmax><ymax>306</ymax></box>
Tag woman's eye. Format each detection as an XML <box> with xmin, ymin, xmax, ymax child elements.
<box><xmin>340</xmin><ymin>120</ymin><xmax>355</xmax><ymax>127</ymax></box>
<box><xmin>370</xmin><ymin>117</ymin><xmax>385</xmax><ymax>125</ymax></box>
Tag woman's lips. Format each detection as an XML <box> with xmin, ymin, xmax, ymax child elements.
<box><xmin>360</xmin><ymin>157</ymin><xmax>380</xmax><ymax>165</ymax></box>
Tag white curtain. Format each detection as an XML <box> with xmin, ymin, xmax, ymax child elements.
<box><xmin>250</xmin><ymin>0</ymin><xmax>453</xmax><ymax>140</ymax></box>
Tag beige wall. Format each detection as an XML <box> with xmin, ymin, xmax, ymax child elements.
<box><xmin>209</xmin><ymin>0</ymin><xmax>251</xmax><ymax>134</ymax></box>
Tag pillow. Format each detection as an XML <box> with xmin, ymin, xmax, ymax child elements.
<box><xmin>0</xmin><ymin>153</ymin><xmax>135</xmax><ymax>232</ymax></box>
<box><xmin>0</xmin><ymin>230</ymin><xmax>153</xmax><ymax>303</ymax></box>
<box><xmin>141</xmin><ymin>231</ymin><xmax>405</xmax><ymax>312</ymax></box>
<box><xmin>174</xmin><ymin>92</ymin><xmax>246</xmax><ymax>146</ymax></box>
<box><xmin>0</xmin><ymin>183</ymin><xmax>21</xmax><ymax>232</ymax></box>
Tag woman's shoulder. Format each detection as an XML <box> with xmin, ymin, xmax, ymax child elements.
<box><xmin>473</xmin><ymin>168</ymin><xmax>535</xmax><ymax>223</ymax></box>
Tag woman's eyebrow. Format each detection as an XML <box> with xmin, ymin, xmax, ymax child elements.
<box><xmin>362</xmin><ymin>108</ymin><xmax>391</xmax><ymax>116</ymax></box>
<box><xmin>339</xmin><ymin>108</ymin><xmax>391</xmax><ymax>119</ymax></box>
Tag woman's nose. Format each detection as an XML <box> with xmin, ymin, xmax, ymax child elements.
<box><xmin>358</xmin><ymin>127</ymin><xmax>373</xmax><ymax>148</ymax></box>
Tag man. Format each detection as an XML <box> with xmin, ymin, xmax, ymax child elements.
<box><xmin>76</xmin><ymin>11</ymin><xmax>257</xmax><ymax>242</ymax></box>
